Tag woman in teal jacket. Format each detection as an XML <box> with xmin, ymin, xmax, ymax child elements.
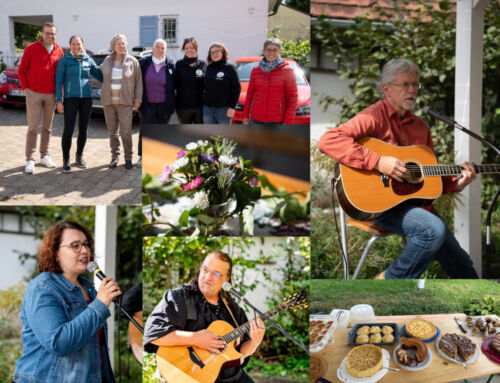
<box><xmin>55</xmin><ymin>35</ymin><xmax>102</xmax><ymax>173</ymax></box>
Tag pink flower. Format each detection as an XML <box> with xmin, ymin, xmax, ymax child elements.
<box><xmin>182</xmin><ymin>176</ymin><xmax>204</xmax><ymax>191</ymax></box>
<box><xmin>177</xmin><ymin>150</ymin><xmax>187</xmax><ymax>158</ymax></box>
<box><xmin>159</xmin><ymin>166</ymin><xmax>172</xmax><ymax>183</ymax></box>
<box><xmin>249</xmin><ymin>177</ymin><xmax>259</xmax><ymax>187</ymax></box>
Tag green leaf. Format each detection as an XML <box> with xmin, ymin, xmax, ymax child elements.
<box><xmin>189</xmin><ymin>207</ymin><xmax>200</xmax><ymax>217</ymax></box>
<box><xmin>179</xmin><ymin>210</ymin><xmax>189</xmax><ymax>227</ymax></box>
<box><xmin>239</xmin><ymin>206</ymin><xmax>254</xmax><ymax>236</ymax></box>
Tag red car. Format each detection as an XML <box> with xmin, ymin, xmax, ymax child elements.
<box><xmin>0</xmin><ymin>60</ymin><xmax>25</xmax><ymax>106</ymax></box>
<box><xmin>232</xmin><ymin>57</ymin><xmax>310</xmax><ymax>125</ymax></box>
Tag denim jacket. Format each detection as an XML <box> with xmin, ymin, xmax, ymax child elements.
<box><xmin>14</xmin><ymin>272</ymin><xmax>116</xmax><ymax>383</ymax></box>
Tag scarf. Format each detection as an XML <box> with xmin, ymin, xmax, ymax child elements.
<box><xmin>152</xmin><ymin>55</ymin><xmax>166</xmax><ymax>65</ymax></box>
<box><xmin>258</xmin><ymin>55</ymin><xmax>283</xmax><ymax>73</ymax></box>
<box><xmin>183</xmin><ymin>56</ymin><xmax>198</xmax><ymax>65</ymax></box>
<box><xmin>70</xmin><ymin>49</ymin><xmax>86</xmax><ymax>60</ymax></box>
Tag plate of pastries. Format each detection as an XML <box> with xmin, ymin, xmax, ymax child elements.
<box><xmin>436</xmin><ymin>333</ymin><xmax>479</xmax><ymax>364</ymax></box>
<box><xmin>337</xmin><ymin>344</ymin><xmax>391</xmax><ymax>383</ymax></box>
<box><xmin>481</xmin><ymin>333</ymin><xmax>500</xmax><ymax>364</ymax></box>
<box><xmin>393</xmin><ymin>338</ymin><xmax>432</xmax><ymax>371</ymax></box>
<box><xmin>465</xmin><ymin>315</ymin><xmax>500</xmax><ymax>337</ymax></box>
<box><xmin>310</xmin><ymin>315</ymin><xmax>336</xmax><ymax>353</ymax></box>
<box><xmin>349</xmin><ymin>323</ymin><xmax>400</xmax><ymax>346</ymax></box>
<box><xmin>402</xmin><ymin>319</ymin><xmax>440</xmax><ymax>342</ymax></box>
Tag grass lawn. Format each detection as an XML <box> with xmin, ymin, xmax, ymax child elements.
<box><xmin>311</xmin><ymin>279</ymin><xmax>500</xmax><ymax>315</ymax></box>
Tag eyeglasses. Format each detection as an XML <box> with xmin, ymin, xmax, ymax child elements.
<box><xmin>390</xmin><ymin>82</ymin><xmax>422</xmax><ymax>90</ymax></box>
<box><xmin>264</xmin><ymin>48</ymin><xmax>279</xmax><ymax>53</ymax></box>
<box><xmin>60</xmin><ymin>241</ymin><xmax>92</xmax><ymax>253</ymax></box>
<box><xmin>210</xmin><ymin>49</ymin><xmax>222</xmax><ymax>55</ymax></box>
<box><xmin>201</xmin><ymin>266</ymin><xmax>225</xmax><ymax>279</ymax></box>
<box><xmin>42</xmin><ymin>32</ymin><xmax>56</xmax><ymax>36</ymax></box>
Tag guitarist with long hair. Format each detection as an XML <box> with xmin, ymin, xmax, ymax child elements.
<box><xmin>144</xmin><ymin>251</ymin><xmax>265</xmax><ymax>383</ymax></box>
<box><xmin>319</xmin><ymin>58</ymin><xmax>479</xmax><ymax>280</ymax></box>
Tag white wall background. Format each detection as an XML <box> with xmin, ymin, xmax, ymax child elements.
<box><xmin>0</xmin><ymin>0</ymin><xmax>268</xmax><ymax>64</ymax></box>
<box><xmin>0</xmin><ymin>232</ymin><xmax>38</xmax><ymax>290</ymax></box>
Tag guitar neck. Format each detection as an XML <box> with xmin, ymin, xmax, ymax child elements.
<box><xmin>421</xmin><ymin>164</ymin><xmax>500</xmax><ymax>177</ymax></box>
<box><xmin>220</xmin><ymin>301</ymin><xmax>289</xmax><ymax>343</ymax></box>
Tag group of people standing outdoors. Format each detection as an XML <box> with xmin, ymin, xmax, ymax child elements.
<box><xmin>18</xmin><ymin>22</ymin><xmax>299</xmax><ymax>174</ymax></box>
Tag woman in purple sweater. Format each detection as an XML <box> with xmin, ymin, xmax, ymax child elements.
<box><xmin>138</xmin><ymin>39</ymin><xmax>176</xmax><ymax>165</ymax></box>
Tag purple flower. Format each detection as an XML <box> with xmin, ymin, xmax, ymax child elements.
<box><xmin>159</xmin><ymin>166</ymin><xmax>172</xmax><ymax>183</ymax></box>
<box><xmin>249</xmin><ymin>177</ymin><xmax>259</xmax><ymax>188</ymax></box>
<box><xmin>199</xmin><ymin>153</ymin><xmax>217</xmax><ymax>163</ymax></box>
<box><xmin>182</xmin><ymin>176</ymin><xmax>204</xmax><ymax>191</ymax></box>
<box><xmin>177</xmin><ymin>150</ymin><xmax>187</xmax><ymax>158</ymax></box>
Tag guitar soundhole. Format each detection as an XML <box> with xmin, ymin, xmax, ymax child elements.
<box><xmin>405</xmin><ymin>162</ymin><xmax>423</xmax><ymax>183</ymax></box>
<box><xmin>392</xmin><ymin>179</ymin><xmax>424</xmax><ymax>196</ymax></box>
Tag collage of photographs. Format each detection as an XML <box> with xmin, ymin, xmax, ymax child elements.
<box><xmin>0</xmin><ymin>1</ymin><xmax>499</xmax><ymax>383</ymax></box>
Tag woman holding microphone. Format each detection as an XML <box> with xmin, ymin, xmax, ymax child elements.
<box><xmin>55</xmin><ymin>35</ymin><xmax>103</xmax><ymax>173</ymax></box>
<box><xmin>13</xmin><ymin>221</ymin><xmax>121</xmax><ymax>383</ymax></box>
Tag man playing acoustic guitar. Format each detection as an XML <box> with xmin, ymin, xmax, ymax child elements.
<box><xmin>144</xmin><ymin>251</ymin><xmax>265</xmax><ymax>383</ymax></box>
<box><xmin>319</xmin><ymin>58</ymin><xmax>478</xmax><ymax>279</ymax></box>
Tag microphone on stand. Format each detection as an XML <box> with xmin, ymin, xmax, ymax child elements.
<box><xmin>222</xmin><ymin>282</ymin><xmax>244</xmax><ymax>300</ymax></box>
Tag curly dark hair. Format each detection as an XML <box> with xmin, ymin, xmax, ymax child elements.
<box><xmin>188</xmin><ymin>251</ymin><xmax>233</xmax><ymax>301</ymax></box>
<box><xmin>206</xmin><ymin>42</ymin><xmax>229</xmax><ymax>64</ymax></box>
<box><xmin>38</xmin><ymin>221</ymin><xmax>94</xmax><ymax>273</ymax></box>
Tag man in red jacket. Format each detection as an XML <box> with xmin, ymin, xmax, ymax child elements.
<box><xmin>18</xmin><ymin>22</ymin><xmax>63</xmax><ymax>174</ymax></box>
<box><xmin>242</xmin><ymin>38</ymin><xmax>298</xmax><ymax>125</ymax></box>
<box><xmin>319</xmin><ymin>58</ymin><xmax>478</xmax><ymax>279</ymax></box>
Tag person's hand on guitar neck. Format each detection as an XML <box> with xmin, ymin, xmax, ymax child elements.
<box><xmin>240</xmin><ymin>318</ymin><xmax>266</xmax><ymax>357</ymax></box>
<box><xmin>194</xmin><ymin>329</ymin><xmax>227</xmax><ymax>354</ymax></box>
<box><xmin>455</xmin><ymin>161</ymin><xmax>477</xmax><ymax>192</ymax></box>
<box><xmin>375</xmin><ymin>156</ymin><xmax>409</xmax><ymax>182</ymax></box>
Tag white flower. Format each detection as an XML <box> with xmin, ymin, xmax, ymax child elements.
<box><xmin>191</xmin><ymin>191</ymin><xmax>209</xmax><ymax>210</ymax></box>
<box><xmin>219</xmin><ymin>155</ymin><xmax>238</xmax><ymax>166</ymax></box>
<box><xmin>171</xmin><ymin>156</ymin><xmax>189</xmax><ymax>170</ymax></box>
<box><xmin>197</xmin><ymin>140</ymin><xmax>209</xmax><ymax>147</ymax></box>
<box><xmin>186</xmin><ymin>142</ymin><xmax>199</xmax><ymax>150</ymax></box>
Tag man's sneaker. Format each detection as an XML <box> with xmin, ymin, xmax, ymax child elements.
<box><xmin>136</xmin><ymin>156</ymin><xmax>142</xmax><ymax>168</ymax></box>
<box><xmin>62</xmin><ymin>160</ymin><xmax>71</xmax><ymax>173</ymax></box>
<box><xmin>125</xmin><ymin>159</ymin><xmax>133</xmax><ymax>169</ymax></box>
<box><xmin>40</xmin><ymin>155</ymin><xmax>56</xmax><ymax>168</ymax></box>
<box><xmin>76</xmin><ymin>154</ymin><xmax>87</xmax><ymax>168</ymax></box>
<box><xmin>109</xmin><ymin>158</ymin><xmax>118</xmax><ymax>169</ymax></box>
<box><xmin>25</xmin><ymin>160</ymin><xmax>35</xmax><ymax>174</ymax></box>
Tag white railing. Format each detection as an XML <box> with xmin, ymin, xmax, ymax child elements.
<box><xmin>0</xmin><ymin>51</ymin><xmax>22</xmax><ymax>67</ymax></box>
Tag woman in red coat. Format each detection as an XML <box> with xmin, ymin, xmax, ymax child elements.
<box><xmin>242</xmin><ymin>38</ymin><xmax>298</xmax><ymax>125</ymax></box>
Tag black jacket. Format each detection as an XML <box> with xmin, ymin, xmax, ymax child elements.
<box><xmin>174</xmin><ymin>58</ymin><xmax>207</xmax><ymax>109</ymax></box>
<box><xmin>203</xmin><ymin>61</ymin><xmax>241</xmax><ymax>108</ymax></box>
<box><xmin>139</xmin><ymin>56</ymin><xmax>176</xmax><ymax>117</ymax></box>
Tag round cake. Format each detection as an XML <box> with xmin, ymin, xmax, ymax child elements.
<box><xmin>406</xmin><ymin>319</ymin><xmax>436</xmax><ymax>340</ymax></box>
<box><xmin>345</xmin><ymin>344</ymin><xmax>384</xmax><ymax>378</ymax></box>
<box><xmin>310</xmin><ymin>355</ymin><xmax>327</xmax><ymax>382</ymax></box>
<box><xmin>490</xmin><ymin>334</ymin><xmax>500</xmax><ymax>356</ymax></box>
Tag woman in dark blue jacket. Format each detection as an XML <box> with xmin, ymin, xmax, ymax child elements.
<box><xmin>55</xmin><ymin>35</ymin><xmax>102</xmax><ymax>173</ymax></box>
<box><xmin>13</xmin><ymin>221</ymin><xmax>121</xmax><ymax>383</ymax></box>
<box><xmin>138</xmin><ymin>39</ymin><xmax>175</xmax><ymax>166</ymax></box>
<box><xmin>174</xmin><ymin>37</ymin><xmax>207</xmax><ymax>124</ymax></box>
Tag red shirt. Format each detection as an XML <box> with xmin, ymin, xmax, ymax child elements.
<box><xmin>318</xmin><ymin>98</ymin><xmax>459</xmax><ymax>194</ymax></box>
<box><xmin>18</xmin><ymin>39</ymin><xmax>63</xmax><ymax>94</ymax></box>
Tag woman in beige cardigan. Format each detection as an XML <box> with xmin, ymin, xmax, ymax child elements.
<box><xmin>100</xmin><ymin>34</ymin><xmax>142</xmax><ymax>169</ymax></box>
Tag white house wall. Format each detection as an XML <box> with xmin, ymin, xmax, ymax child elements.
<box><xmin>0</xmin><ymin>0</ymin><xmax>268</xmax><ymax>64</ymax></box>
<box><xmin>0</xmin><ymin>233</ymin><xmax>38</xmax><ymax>290</ymax></box>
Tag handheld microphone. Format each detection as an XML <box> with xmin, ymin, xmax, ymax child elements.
<box><xmin>423</xmin><ymin>106</ymin><xmax>456</xmax><ymax>126</ymax></box>
<box><xmin>87</xmin><ymin>261</ymin><xmax>107</xmax><ymax>281</ymax></box>
<box><xmin>222</xmin><ymin>282</ymin><xmax>244</xmax><ymax>299</ymax></box>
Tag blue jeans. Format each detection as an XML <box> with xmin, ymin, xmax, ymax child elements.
<box><xmin>203</xmin><ymin>105</ymin><xmax>232</xmax><ymax>124</ymax></box>
<box><xmin>374</xmin><ymin>205</ymin><xmax>478</xmax><ymax>279</ymax></box>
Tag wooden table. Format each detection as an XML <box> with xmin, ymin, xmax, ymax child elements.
<box><xmin>143</xmin><ymin>137</ymin><xmax>310</xmax><ymax>198</ymax></box>
<box><xmin>317</xmin><ymin>314</ymin><xmax>500</xmax><ymax>383</ymax></box>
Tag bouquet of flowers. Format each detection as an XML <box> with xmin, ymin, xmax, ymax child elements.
<box><xmin>158</xmin><ymin>136</ymin><xmax>261</xmax><ymax>235</ymax></box>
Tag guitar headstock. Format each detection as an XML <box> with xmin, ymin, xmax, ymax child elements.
<box><xmin>282</xmin><ymin>288</ymin><xmax>308</xmax><ymax>312</ymax></box>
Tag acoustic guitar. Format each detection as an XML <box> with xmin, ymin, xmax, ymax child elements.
<box><xmin>156</xmin><ymin>291</ymin><xmax>308</xmax><ymax>383</ymax></box>
<box><xmin>335</xmin><ymin>137</ymin><xmax>500</xmax><ymax>221</ymax></box>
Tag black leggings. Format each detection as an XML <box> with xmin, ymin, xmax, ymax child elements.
<box><xmin>61</xmin><ymin>97</ymin><xmax>92</xmax><ymax>160</ymax></box>
<box><xmin>177</xmin><ymin>107</ymin><xmax>203</xmax><ymax>124</ymax></box>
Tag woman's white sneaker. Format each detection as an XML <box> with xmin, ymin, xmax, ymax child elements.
<box><xmin>40</xmin><ymin>155</ymin><xmax>56</xmax><ymax>168</ymax></box>
<box><xmin>25</xmin><ymin>160</ymin><xmax>35</xmax><ymax>174</ymax></box>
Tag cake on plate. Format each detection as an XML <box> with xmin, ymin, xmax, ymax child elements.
<box><xmin>345</xmin><ymin>344</ymin><xmax>384</xmax><ymax>378</ymax></box>
<box><xmin>406</xmin><ymin>319</ymin><xmax>437</xmax><ymax>340</ymax></box>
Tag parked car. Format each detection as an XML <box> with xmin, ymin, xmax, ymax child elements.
<box><xmin>90</xmin><ymin>48</ymin><xmax>151</xmax><ymax>112</ymax></box>
<box><xmin>0</xmin><ymin>59</ymin><xmax>24</xmax><ymax>106</ymax></box>
<box><xmin>0</xmin><ymin>48</ymin><xmax>94</xmax><ymax>108</ymax></box>
<box><xmin>232</xmin><ymin>57</ymin><xmax>311</xmax><ymax>125</ymax></box>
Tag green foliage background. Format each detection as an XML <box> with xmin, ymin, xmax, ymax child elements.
<box><xmin>311</xmin><ymin>0</ymin><xmax>500</xmax><ymax>279</ymax></box>
<box><xmin>142</xmin><ymin>236</ymin><xmax>309</xmax><ymax>382</ymax></box>
<box><xmin>0</xmin><ymin>206</ymin><xmax>142</xmax><ymax>383</ymax></box>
